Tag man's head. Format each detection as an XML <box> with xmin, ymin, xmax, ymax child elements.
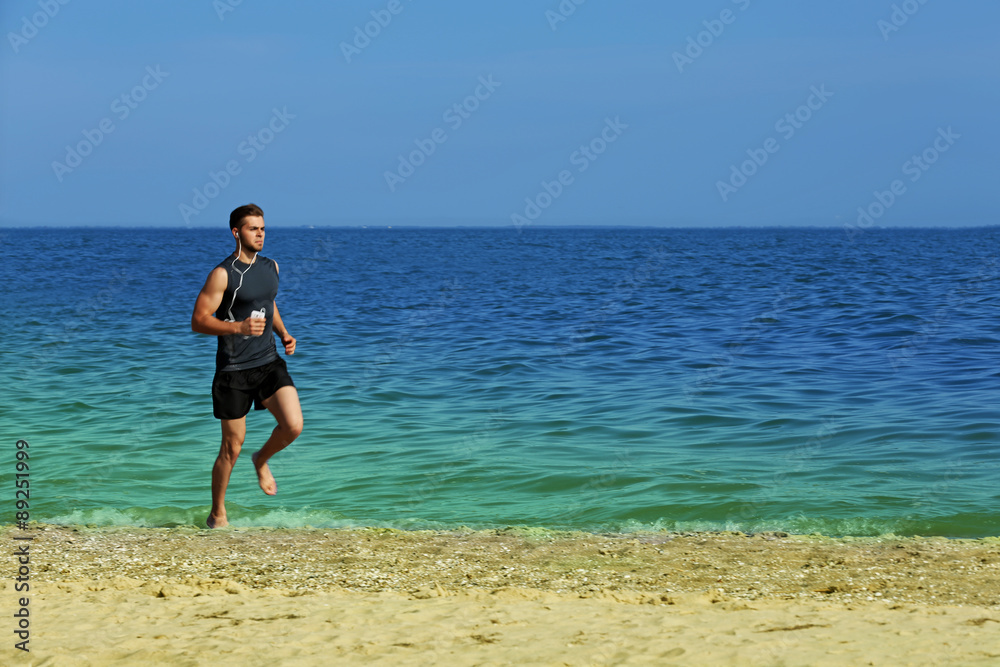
<box><xmin>229</xmin><ymin>203</ymin><xmax>265</xmax><ymax>255</ymax></box>
<box><xmin>229</xmin><ymin>203</ymin><xmax>264</xmax><ymax>232</ymax></box>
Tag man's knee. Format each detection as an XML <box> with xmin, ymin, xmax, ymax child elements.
<box><xmin>283</xmin><ymin>416</ymin><xmax>303</xmax><ymax>441</ymax></box>
<box><xmin>220</xmin><ymin>434</ymin><xmax>245</xmax><ymax>460</ymax></box>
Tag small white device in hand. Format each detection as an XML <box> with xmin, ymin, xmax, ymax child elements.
<box><xmin>241</xmin><ymin>308</ymin><xmax>266</xmax><ymax>338</ymax></box>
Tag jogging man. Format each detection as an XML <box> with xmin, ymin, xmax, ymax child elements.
<box><xmin>191</xmin><ymin>203</ymin><xmax>303</xmax><ymax>529</ymax></box>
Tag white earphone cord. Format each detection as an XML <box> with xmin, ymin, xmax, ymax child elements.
<box><xmin>227</xmin><ymin>236</ymin><xmax>258</xmax><ymax>321</ymax></box>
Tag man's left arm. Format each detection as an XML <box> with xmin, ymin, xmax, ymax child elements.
<box><xmin>272</xmin><ymin>302</ymin><xmax>296</xmax><ymax>355</ymax></box>
<box><xmin>272</xmin><ymin>262</ymin><xmax>296</xmax><ymax>355</ymax></box>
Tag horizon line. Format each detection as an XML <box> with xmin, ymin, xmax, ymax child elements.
<box><xmin>2</xmin><ymin>223</ymin><xmax>998</xmax><ymax>231</ymax></box>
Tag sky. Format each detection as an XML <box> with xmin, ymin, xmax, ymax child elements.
<box><xmin>1</xmin><ymin>0</ymin><xmax>997</xmax><ymax>228</ymax></box>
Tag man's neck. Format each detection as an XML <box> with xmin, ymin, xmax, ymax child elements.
<box><xmin>234</xmin><ymin>249</ymin><xmax>258</xmax><ymax>264</ymax></box>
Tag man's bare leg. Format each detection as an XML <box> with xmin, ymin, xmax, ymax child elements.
<box><xmin>207</xmin><ymin>417</ymin><xmax>246</xmax><ymax>528</ymax></box>
<box><xmin>253</xmin><ymin>385</ymin><xmax>303</xmax><ymax>496</ymax></box>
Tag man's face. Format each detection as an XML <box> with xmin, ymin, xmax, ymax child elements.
<box><xmin>235</xmin><ymin>215</ymin><xmax>265</xmax><ymax>252</ymax></box>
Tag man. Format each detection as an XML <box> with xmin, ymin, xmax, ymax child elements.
<box><xmin>191</xmin><ymin>203</ymin><xmax>303</xmax><ymax>529</ymax></box>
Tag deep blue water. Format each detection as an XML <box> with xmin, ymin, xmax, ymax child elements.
<box><xmin>3</xmin><ymin>226</ymin><xmax>1000</xmax><ymax>536</ymax></box>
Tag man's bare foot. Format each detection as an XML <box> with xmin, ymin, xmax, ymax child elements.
<box><xmin>206</xmin><ymin>514</ymin><xmax>228</xmax><ymax>529</ymax></box>
<box><xmin>251</xmin><ymin>450</ymin><xmax>277</xmax><ymax>495</ymax></box>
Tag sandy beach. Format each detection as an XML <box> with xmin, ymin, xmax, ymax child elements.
<box><xmin>3</xmin><ymin>524</ymin><xmax>1000</xmax><ymax>665</ymax></box>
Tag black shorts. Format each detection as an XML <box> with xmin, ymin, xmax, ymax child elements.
<box><xmin>212</xmin><ymin>357</ymin><xmax>295</xmax><ymax>420</ymax></box>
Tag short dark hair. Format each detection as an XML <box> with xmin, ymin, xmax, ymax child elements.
<box><xmin>229</xmin><ymin>203</ymin><xmax>264</xmax><ymax>230</ymax></box>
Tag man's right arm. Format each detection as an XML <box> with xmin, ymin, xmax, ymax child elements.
<box><xmin>191</xmin><ymin>267</ymin><xmax>264</xmax><ymax>337</ymax></box>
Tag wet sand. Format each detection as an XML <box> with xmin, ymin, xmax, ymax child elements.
<box><xmin>3</xmin><ymin>524</ymin><xmax>1000</xmax><ymax>665</ymax></box>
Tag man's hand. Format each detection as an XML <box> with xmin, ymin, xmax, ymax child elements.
<box><xmin>238</xmin><ymin>317</ymin><xmax>267</xmax><ymax>337</ymax></box>
<box><xmin>280</xmin><ymin>332</ymin><xmax>296</xmax><ymax>355</ymax></box>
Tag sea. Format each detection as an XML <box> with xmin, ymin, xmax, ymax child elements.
<box><xmin>3</xmin><ymin>226</ymin><xmax>999</xmax><ymax>538</ymax></box>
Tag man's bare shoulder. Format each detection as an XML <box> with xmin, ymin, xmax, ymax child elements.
<box><xmin>202</xmin><ymin>265</ymin><xmax>229</xmax><ymax>292</ymax></box>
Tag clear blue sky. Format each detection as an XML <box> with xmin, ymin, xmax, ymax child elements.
<box><xmin>1</xmin><ymin>0</ymin><xmax>997</xmax><ymax>227</ymax></box>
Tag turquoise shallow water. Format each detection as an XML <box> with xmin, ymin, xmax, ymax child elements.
<box><xmin>3</xmin><ymin>226</ymin><xmax>1000</xmax><ymax>536</ymax></box>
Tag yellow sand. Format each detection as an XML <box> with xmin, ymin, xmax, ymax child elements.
<box><xmin>3</xmin><ymin>525</ymin><xmax>999</xmax><ymax>665</ymax></box>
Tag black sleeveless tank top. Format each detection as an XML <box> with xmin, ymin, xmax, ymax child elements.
<box><xmin>214</xmin><ymin>254</ymin><xmax>279</xmax><ymax>371</ymax></box>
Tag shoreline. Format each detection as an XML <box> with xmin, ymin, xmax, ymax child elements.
<box><xmin>5</xmin><ymin>524</ymin><xmax>1000</xmax><ymax>664</ymax></box>
<box><xmin>9</xmin><ymin>523</ymin><xmax>1000</xmax><ymax>605</ymax></box>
